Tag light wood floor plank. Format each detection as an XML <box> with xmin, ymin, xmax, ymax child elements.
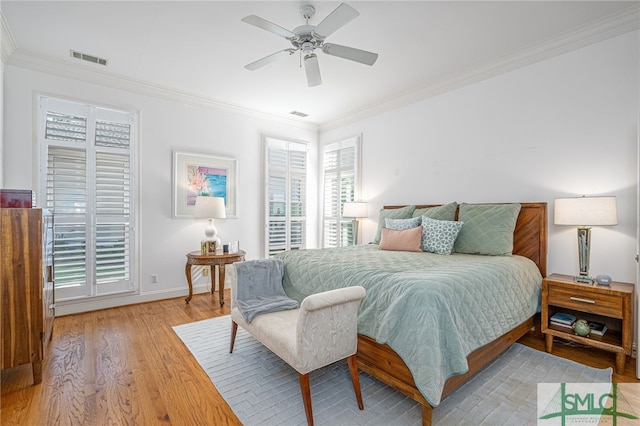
<box><xmin>2</xmin><ymin>291</ymin><xmax>637</xmax><ymax>425</ymax></box>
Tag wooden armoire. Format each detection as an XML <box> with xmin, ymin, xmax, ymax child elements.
<box><xmin>1</xmin><ymin>208</ymin><xmax>55</xmax><ymax>384</ymax></box>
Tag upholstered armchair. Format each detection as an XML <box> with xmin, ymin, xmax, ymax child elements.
<box><xmin>227</xmin><ymin>262</ymin><xmax>366</xmax><ymax>426</ymax></box>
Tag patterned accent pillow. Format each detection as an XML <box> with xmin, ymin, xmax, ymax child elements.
<box><xmin>412</xmin><ymin>202</ymin><xmax>458</xmax><ymax>221</ymax></box>
<box><xmin>379</xmin><ymin>226</ymin><xmax>423</xmax><ymax>252</ymax></box>
<box><xmin>453</xmin><ymin>203</ymin><xmax>521</xmax><ymax>256</ymax></box>
<box><xmin>421</xmin><ymin>216</ymin><xmax>463</xmax><ymax>255</ymax></box>
<box><xmin>374</xmin><ymin>205</ymin><xmax>416</xmax><ymax>244</ymax></box>
<box><xmin>385</xmin><ymin>216</ymin><xmax>421</xmax><ymax>231</ymax></box>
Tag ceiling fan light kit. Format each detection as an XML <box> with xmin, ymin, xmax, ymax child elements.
<box><xmin>242</xmin><ymin>2</ymin><xmax>378</xmax><ymax>87</ymax></box>
<box><xmin>304</xmin><ymin>53</ymin><xmax>322</xmax><ymax>87</ymax></box>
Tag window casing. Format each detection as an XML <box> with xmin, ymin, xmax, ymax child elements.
<box><xmin>39</xmin><ymin>96</ymin><xmax>136</xmax><ymax>299</ymax></box>
<box><xmin>322</xmin><ymin>136</ymin><xmax>361</xmax><ymax>247</ymax></box>
<box><xmin>264</xmin><ymin>137</ymin><xmax>308</xmax><ymax>257</ymax></box>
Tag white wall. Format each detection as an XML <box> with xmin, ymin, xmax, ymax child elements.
<box><xmin>321</xmin><ymin>31</ymin><xmax>639</xmax><ymax>284</ymax></box>
<box><xmin>3</xmin><ymin>66</ymin><xmax>318</xmax><ymax>315</ymax></box>
<box><xmin>3</xmin><ymin>30</ymin><xmax>638</xmax><ymax>315</ymax></box>
<box><xmin>1</xmin><ymin>5</ymin><xmax>4</xmax><ymax>188</ymax></box>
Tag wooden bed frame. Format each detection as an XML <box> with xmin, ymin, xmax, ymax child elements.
<box><xmin>355</xmin><ymin>202</ymin><xmax>548</xmax><ymax>425</ymax></box>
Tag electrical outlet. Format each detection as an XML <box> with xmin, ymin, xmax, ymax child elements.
<box><xmin>203</xmin><ymin>268</ymin><xmax>209</xmax><ymax>276</ymax></box>
<box><xmin>151</xmin><ymin>274</ymin><xmax>158</xmax><ymax>284</ymax></box>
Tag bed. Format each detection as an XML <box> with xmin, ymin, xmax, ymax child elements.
<box><xmin>275</xmin><ymin>202</ymin><xmax>547</xmax><ymax>425</ymax></box>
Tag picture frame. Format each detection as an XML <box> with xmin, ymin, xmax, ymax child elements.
<box><xmin>172</xmin><ymin>150</ymin><xmax>237</xmax><ymax>219</ymax></box>
<box><xmin>228</xmin><ymin>241</ymin><xmax>239</xmax><ymax>254</ymax></box>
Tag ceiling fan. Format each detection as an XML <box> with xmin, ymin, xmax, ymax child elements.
<box><xmin>242</xmin><ymin>3</ymin><xmax>378</xmax><ymax>87</ymax></box>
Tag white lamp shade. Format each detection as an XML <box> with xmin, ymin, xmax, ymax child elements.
<box><xmin>194</xmin><ymin>196</ymin><xmax>226</xmax><ymax>219</ymax></box>
<box><xmin>343</xmin><ymin>202</ymin><xmax>368</xmax><ymax>218</ymax></box>
<box><xmin>554</xmin><ymin>196</ymin><xmax>617</xmax><ymax>226</ymax></box>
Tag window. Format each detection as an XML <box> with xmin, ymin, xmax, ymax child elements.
<box><xmin>38</xmin><ymin>96</ymin><xmax>136</xmax><ymax>299</ymax></box>
<box><xmin>264</xmin><ymin>137</ymin><xmax>308</xmax><ymax>257</ymax></box>
<box><xmin>322</xmin><ymin>136</ymin><xmax>361</xmax><ymax>247</ymax></box>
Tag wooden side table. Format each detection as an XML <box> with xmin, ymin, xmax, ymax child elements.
<box><xmin>541</xmin><ymin>273</ymin><xmax>634</xmax><ymax>373</ymax></box>
<box><xmin>185</xmin><ymin>250</ymin><xmax>246</xmax><ymax>305</ymax></box>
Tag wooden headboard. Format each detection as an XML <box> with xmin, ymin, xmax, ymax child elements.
<box><xmin>383</xmin><ymin>202</ymin><xmax>548</xmax><ymax>277</ymax></box>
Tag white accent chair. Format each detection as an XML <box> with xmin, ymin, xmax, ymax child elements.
<box><xmin>227</xmin><ymin>264</ymin><xmax>366</xmax><ymax>426</ymax></box>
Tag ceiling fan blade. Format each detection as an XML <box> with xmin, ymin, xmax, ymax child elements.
<box><xmin>241</xmin><ymin>15</ymin><xmax>295</xmax><ymax>40</ymax></box>
<box><xmin>304</xmin><ymin>54</ymin><xmax>322</xmax><ymax>87</ymax></box>
<box><xmin>245</xmin><ymin>49</ymin><xmax>295</xmax><ymax>71</ymax></box>
<box><xmin>322</xmin><ymin>43</ymin><xmax>378</xmax><ymax>66</ymax></box>
<box><xmin>313</xmin><ymin>3</ymin><xmax>359</xmax><ymax>39</ymax></box>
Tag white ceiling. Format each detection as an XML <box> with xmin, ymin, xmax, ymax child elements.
<box><xmin>2</xmin><ymin>1</ymin><xmax>638</xmax><ymax>128</ymax></box>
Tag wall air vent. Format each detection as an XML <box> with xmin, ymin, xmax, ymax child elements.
<box><xmin>290</xmin><ymin>111</ymin><xmax>308</xmax><ymax>118</ymax></box>
<box><xmin>70</xmin><ymin>50</ymin><xmax>108</xmax><ymax>66</ymax></box>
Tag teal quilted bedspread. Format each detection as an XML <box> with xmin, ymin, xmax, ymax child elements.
<box><xmin>275</xmin><ymin>245</ymin><xmax>542</xmax><ymax>406</ymax></box>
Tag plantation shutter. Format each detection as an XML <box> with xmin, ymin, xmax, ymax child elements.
<box><xmin>95</xmin><ymin>149</ymin><xmax>131</xmax><ymax>285</ymax></box>
<box><xmin>46</xmin><ymin>146</ymin><xmax>88</xmax><ymax>287</ymax></box>
<box><xmin>322</xmin><ymin>136</ymin><xmax>360</xmax><ymax>248</ymax></box>
<box><xmin>40</xmin><ymin>96</ymin><xmax>136</xmax><ymax>299</ymax></box>
<box><xmin>323</xmin><ymin>149</ymin><xmax>340</xmax><ymax>247</ymax></box>
<box><xmin>265</xmin><ymin>137</ymin><xmax>308</xmax><ymax>257</ymax></box>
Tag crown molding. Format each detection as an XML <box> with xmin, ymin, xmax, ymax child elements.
<box><xmin>319</xmin><ymin>3</ymin><xmax>640</xmax><ymax>133</ymax></box>
<box><xmin>1</xmin><ymin>11</ymin><xmax>17</xmax><ymax>63</ymax></box>
<box><xmin>4</xmin><ymin>4</ymin><xmax>638</xmax><ymax>134</ymax></box>
<box><xmin>5</xmin><ymin>51</ymin><xmax>319</xmax><ymax>132</ymax></box>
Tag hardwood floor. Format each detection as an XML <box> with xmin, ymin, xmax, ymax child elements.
<box><xmin>518</xmin><ymin>332</ymin><xmax>639</xmax><ymax>383</ymax></box>
<box><xmin>2</xmin><ymin>291</ymin><xmax>638</xmax><ymax>425</ymax></box>
<box><xmin>2</xmin><ymin>292</ymin><xmax>240</xmax><ymax>426</ymax></box>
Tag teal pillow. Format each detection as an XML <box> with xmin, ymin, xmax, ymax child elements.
<box><xmin>385</xmin><ymin>216</ymin><xmax>421</xmax><ymax>231</ymax></box>
<box><xmin>412</xmin><ymin>202</ymin><xmax>458</xmax><ymax>221</ymax></box>
<box><xmin>374</xmin><ymin>205</ymin><xmax>416</xmax><ymax>244</ymax></box>
<box><xmin>453</xmin><ymin>203</ymin><xmax>521</xmax><ymax>255</ymax></box>
<box><xmin>421</xmin><ymin>217</ymin><xmax>463</xmax><ymax>255</ymax></box>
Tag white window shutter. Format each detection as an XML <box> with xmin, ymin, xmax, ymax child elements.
<box><xmin>322</xmin><ymin>137</ymin><xmax>361</xmax><ymax>248</ymax></box>
<box><xmin>265</xmin><ymin>137</ymin><xmax>308</xmax><ymax>256</ymax></box>
<box><xmin>95</xmin><ymin>150</ymin><xmax>131</xmax><ymax>286</ymax></box>
<box><xmin>40</xmin><ymin>96</ymin><xmax>136</xmax><ymax>298</ymax></box>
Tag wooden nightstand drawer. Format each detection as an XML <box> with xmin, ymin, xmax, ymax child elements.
<box><xmin>547</xmin><ymin>285</ymin><xmax>623</xmax><ymax>318</ymax></box>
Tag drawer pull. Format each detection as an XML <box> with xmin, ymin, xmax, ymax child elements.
<box><xmin>570</xmin><ymin>296</ymin><xmax>596</xmax><ymax>304</ymax></box>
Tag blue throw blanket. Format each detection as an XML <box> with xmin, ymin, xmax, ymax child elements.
<box><xmin>235</xmin><ymin>259</ymin><xmax>299</xmax><ymax>323</ymax></box>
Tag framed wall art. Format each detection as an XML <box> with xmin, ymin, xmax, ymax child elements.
<box><xmin>172</xmin><ymin>150</ymin><xmax>237</xmax><ymax>219</ymax></box>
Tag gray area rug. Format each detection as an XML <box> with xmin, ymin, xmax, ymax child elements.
<box><xmin>173</xmin><ymin>315</ymin><xmax>612</xmax><ymax>425</ymax></box>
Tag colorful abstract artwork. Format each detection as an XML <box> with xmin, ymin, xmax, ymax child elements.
<box><xmin>186</xmin><ymin>165</ymin><xmax>228</xmax><ymax>206</ymax></box>
<box><xmin>172</xmin><ymin>151</ymin><xmax>237</xmax><ymax>218</ymax></box>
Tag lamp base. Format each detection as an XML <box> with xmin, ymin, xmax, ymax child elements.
<box><xmin>574</xmin><ymin>274</ymin><xmax>593</xmax><ymax>284</ymax></box>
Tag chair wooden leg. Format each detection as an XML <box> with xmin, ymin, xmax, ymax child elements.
<box><xmin>421</xmin><ymin>403</ymin><xmax>433</xmax><ymax>426</ymax></box>
<box><xmin>347</xmin><ymin>354</ymin><xmax>364</xmax><ymax>410</ymax></box>
<box><xmin>298</xmin><ymin>373</ymin><xmax>314</xmax><ymax>426</ymax></box>
<box><xmin>229</xmin><ymin>321</ymin><xmax>238</xmax><ymax>353</ymax></box>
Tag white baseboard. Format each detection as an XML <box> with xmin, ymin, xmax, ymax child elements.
<box><xmin>54</xmin><ymin>284</ymin><xmax>212</xmax><ymax>317</ymax></box>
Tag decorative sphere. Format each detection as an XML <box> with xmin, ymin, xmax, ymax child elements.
<box><xmin>573</xmin><ymin>319</ymin><xmax>591</xmax><ymax>337</ymax></box>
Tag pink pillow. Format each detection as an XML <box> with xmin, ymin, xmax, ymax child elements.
<box><xmin>379</xmin><ymin>226</ymin><xmax>423</xmax><ymax>252</ymax></box>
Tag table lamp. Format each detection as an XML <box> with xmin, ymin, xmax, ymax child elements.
<box><xmin>194</xmin><ymin>196</ymin><xmax>226</xmax><ymax>249</ymax></box>
<box><xmin>554</xmin><ymin>196</ymin><xmax>617</xmax><ymax>283</ymax></box>
<box><xmin>343</xmin><ymin>202</ymin><xmax>368</xmax><ymax>245</ymax></box>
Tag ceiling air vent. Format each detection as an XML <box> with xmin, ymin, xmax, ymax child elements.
<box><xmin>70</xmin><ymin>50</ymin><xmax>108</xmax><ymax>66</ymax></box>
<box><xmin>290</xmin><ymin>111</ymin><xmax>308</xmax><ymax>118</ymax></box>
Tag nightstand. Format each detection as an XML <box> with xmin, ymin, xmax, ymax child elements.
<box><xmin>541</xmin><ymin>273</ymin><xmax>634</xmax><ymax>374</ymax></box>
